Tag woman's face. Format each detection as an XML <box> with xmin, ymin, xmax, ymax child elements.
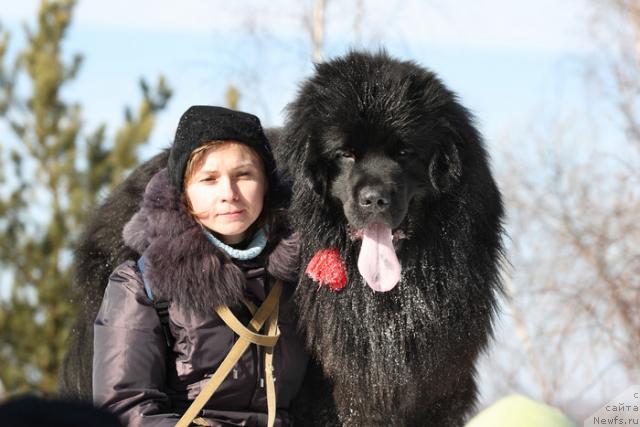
<box><xmin>185</xmin><ymin>142</ymin><xmax>267</xmax><ymax>245</ymax></box>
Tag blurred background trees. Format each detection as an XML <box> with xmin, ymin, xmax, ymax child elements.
<box><xmin>0</xmin><ymin>0</ymin><xmax>171</xmax><ymax>394</ymax></box>
<box><xmin>483</xmin><ymin>0</ymin><xmax>639</xmax><ymax>418</ymax></box>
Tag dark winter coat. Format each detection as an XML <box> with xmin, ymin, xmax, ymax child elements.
<box><xmin>92</xmin><ymin>169</ymin><xmax>308</xmax><ymax>427</ymax></box>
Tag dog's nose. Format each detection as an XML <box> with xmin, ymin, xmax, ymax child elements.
<box><xmin>358</xmin><ymin>187</ymin><xmax>390</xmax><ymax>211</ymax></box>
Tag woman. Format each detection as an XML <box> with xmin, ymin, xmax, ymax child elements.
<box><xmin>93</xmin><ymin>106</ymin><xmax>308</xmax><ymax>427</ymax></box>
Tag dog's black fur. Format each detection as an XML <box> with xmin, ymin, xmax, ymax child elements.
<box><xmin>279</xmin><ymin>51</ymin><xmax>504</xmax><ymax>426</ymax></box>
<box><xmin>60</xmin><ymin>51</ymin><xmax>504</xmax><ymax>427</ymax></box>
<box><xmin>59</xmin><ymin>151</ymin><xmax>168</xmax><ymax>400</ymax></box>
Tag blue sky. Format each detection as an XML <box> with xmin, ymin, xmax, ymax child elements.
<box><xmin>1</xmin><ymin>0</ymin><xmax>596</xmax><ymax>161</ymax></box>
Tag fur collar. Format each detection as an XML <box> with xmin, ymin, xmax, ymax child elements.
<box><xmin>123</xmin><ymin>169</ymin><xmax>299</xmax><ymax>312</ymax></box>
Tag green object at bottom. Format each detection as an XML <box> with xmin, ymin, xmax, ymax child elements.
<box><xmin>466</xmin><ymin>394</ymin><xmax>576</xmax><ymax>427</ymax></box>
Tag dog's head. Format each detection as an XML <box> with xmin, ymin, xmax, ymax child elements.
<box><xmin>281</xmin><ymin>51</ymin><xmax>489</xmax><ymax>292</ymax></box>
<box><xmin>286</xmin><ymin>51</ymin><xmax>473</xmax><ymax>233</ymax></box>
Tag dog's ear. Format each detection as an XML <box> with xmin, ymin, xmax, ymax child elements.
<box><xmin>429</xmin><ymin>119</ymin><xmax>462</xmax><ymax>193</ymax></box>
<box><xmin>302</xmin><ymin>138</ymin><xmax>329</xmax><ymax>197</ymax></box>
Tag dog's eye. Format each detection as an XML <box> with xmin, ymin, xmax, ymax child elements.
<box><xmin>338</xmin><ymin>149</ymin><xmax>356</xmax><ymax>160</ymax></box>
<box><xmin>398</xmin><ymin>148</ymin><xmax>413</xmax><ymax>157</ymax></box>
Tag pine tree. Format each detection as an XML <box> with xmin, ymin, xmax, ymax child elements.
<box><xmin>0</xmin><ymin>0</ymin><xmax>171</xmax><ymax>395</ymax></box>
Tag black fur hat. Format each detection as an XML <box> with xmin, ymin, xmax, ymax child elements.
<box><xmin>167</xmin><ymin>105</ymin><xmax>277</xmax><ymax>194</ymax></box>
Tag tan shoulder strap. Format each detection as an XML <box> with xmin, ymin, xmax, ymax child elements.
<box><xmin>264</xmin><ymin>299</ymin><xmax>279</xmax><ymax>427</ymax></box>
<box><xmin>175</xmin><ymin>280</ymin><xmax>283</xmax><ymax>427</ymax></box>
<box><xmin>216</xmin><ymin>305</ymin><xmax>280</xmax><ymax>347</ymax></box>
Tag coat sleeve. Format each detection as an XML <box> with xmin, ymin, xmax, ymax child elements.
<box><xmin>93</xmin><ymin>261</ymin><xmax>180</xmax><ymax>427</ymax></box>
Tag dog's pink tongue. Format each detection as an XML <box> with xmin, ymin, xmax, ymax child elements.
<box><xmin>357</xmin><ymin>223</ymin><xmax>401</xmax><ymax>292</ymax></box>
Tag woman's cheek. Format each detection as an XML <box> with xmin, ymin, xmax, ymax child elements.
<box><xmin>188</xmin><ymin>185</ymin><xmax>216</xmax><ymax>215</ymax></box>
<box><xmin>252</xmin><ymin>179</ymin><xmax>268</xmax><ymax>198</ymax></box>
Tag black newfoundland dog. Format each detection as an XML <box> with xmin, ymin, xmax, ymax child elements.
<box><xmin>60</xmin><ymin>51</ymin><xmax>504</xmax><ymax>427</ymax></box>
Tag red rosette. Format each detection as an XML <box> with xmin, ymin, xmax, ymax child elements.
<box><xmin>305</xmin><ymin>249</ymin><xmax>348</xmax><ymax>291</ymax></box>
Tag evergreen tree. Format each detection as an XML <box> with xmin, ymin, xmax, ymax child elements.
<box><xmin>0</xmin><ymin>0</ymin><xmax>171</xmax><ymax>395</ymax></box>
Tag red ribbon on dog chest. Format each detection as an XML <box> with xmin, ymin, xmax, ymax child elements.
<box><xmin>305</xmin><ymin>249</ymin><xmax>348</xmax><ymax>291</ymax></box>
